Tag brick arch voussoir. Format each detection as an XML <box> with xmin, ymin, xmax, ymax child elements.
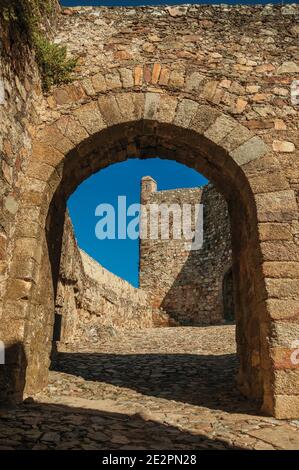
<box><xmin>30</xmin><ymin>90</ymin><xmax>284</xmax><ymax>215</ymax></box>
<box><xmin>31</xmin><ymin>89</ymin><xmax>288</xmax><ymax>199</ymax></box>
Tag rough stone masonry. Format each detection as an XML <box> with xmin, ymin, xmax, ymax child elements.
<box><xmin>139</xmin><ymin>178</ymin><xmax>232</xmax><ymax>325</ymax></box>
<box><xmin>0</xmin><ymin>3</ymin><xmax>298</xmax><ymax>419</ymax></box>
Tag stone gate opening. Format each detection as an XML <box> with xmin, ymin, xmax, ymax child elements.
<box><xmin>51</xmin><ymin>156</ymin><xmax>233</xmax><ymax>344</ymax></box>
<box><xmin>2</xmin><ymin>90</ymin><xmax>298</xmax><ymax>419</ymax></box>
<box><xmin>35</xmin><ymin>114</ymin><xmax>266</xmax><ymax>409</ymax></box>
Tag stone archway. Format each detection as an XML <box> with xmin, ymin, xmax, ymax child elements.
<box><xmin>2</xmin><ymin>89</ymin><xmax>299</xmax><ymax>419</ymax></box>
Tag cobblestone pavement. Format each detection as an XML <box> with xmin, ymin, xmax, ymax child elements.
<box><xmin>1</xmin><ymin>326</ymin><xmax>299</xmax><ymax>450</ymax></box>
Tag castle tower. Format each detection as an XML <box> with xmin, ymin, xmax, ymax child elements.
<box><xmin>140</xmin><ymin>176</ymin><xmax>157</xmax><ymax>205</ymax></box>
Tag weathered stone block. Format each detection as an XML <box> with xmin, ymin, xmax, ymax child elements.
<box><xmin>156</xmin><ymin>95</ymin><xmax>178</xmax><ymax>124</ymax></box>
<box><xmin>265</xmin><ymin>278</ymin><xmax>299</xmax><ymax>299</ymax></box>
<box><xmin>272</xmin><ymin>140</ymin><xmax>295</xmax><ymax>153</ymax></box>
<box><xmin>15</xmin><ymin>208</ymin><xmax>42</xmax><ymax>239</ymax></box>
<box><xmin>55</xmin><ymin>116</ymin><xmax>89</xmax><ymax>146</ymax></box>
<box><xmin>275</xmin><ymin>370</ymin><xmax>299</xmax><ymax>395</ymax></box>
<box><xmin>105</xmin><ymin>73</ymin><xmax>122</xmax><ymax>90</ymax></box>
<box><xmin>10</xmin><ymin>255</ymin><xmax>39</xmax><ymax>282</ymax></box>
<box><xmin>274</xmin><ymin>395</ymin><xmax>299</xmax><ymax>419</ymax></box>
<box><xmin>91</xmin><ymin>72</ymin><xmax>107</xmax><ymax>93</ymax></box>
<box><xmin>276</xmin><ymin>319</ymin><xmax>299</xmax><ymax>344</ymax></box>
<box><xmin>151</xmin><ymin>63</ymin><xmax>161</xmax><ymax>85</ymax></box>
<box><xmin>38</xmin><ymin>125</ymin><xmax>73</xmax><ymax>155</ymax></box>
<box><xmin>131</xmin><ymin>93</ymin><xmax>145</xmax><ymax>120</ymax></box>
<box><xmin>158</xmin><ymin>67</ymin><xmax>170</xmax><ymax>86</ymax></box>
<box><xmin>115</xmin><ymin>93</ymin><xmax>138</xmax><ymax>122</ymax></box>
<box><xmin>53</xmin><ymin>83</ymin><xmax>86</xmax><ymax>107</ymax></box>
<box><xmin>202</xmin><ymin>80</ymin><xmax>218</xmax><ymax>102</ymax></box>
<box><xmin>32</xmin><ymin>142</ymin><xmax>64</xmax><ymax>167</ymax></box>
<box><xmin>21</xmin><ymin>178</ymin><xmax>49</xmax><ymax>206</ymax></box>
<box><xmin>6</xmin><ymin>279</ymin><xmax>33</xmax><ymax>302</ymax></box>
<box><xmin>189</xmin><ymin>105</ymin><xmax>220</xmax><ymax>135</ymax></box>
<box><xmin>74</xmin><ymin>101</ymin><xmax>106</xmax><ymax>135</ymax></box>
<box><xmin>265</xmin><ymin>298</ymin><xmax>299</xmax><ymax>320</ymax></box>
<box><xmin>144</xmin><ymin>93</ymin><xmax>160</xmax><ymax>120</ymax></box>
<box><xmin>262</xmin><ymin>261</ymin><xmax>299</xmax><ymax>279</ymax></box>
<box><xmin>219</xmin><ymin>124</ymin><xmax>253</xmax><ymax>152</ymax></box>
<box><xmin>0</xmin><ymin>318</ymin><xmax>26</xmax><ymax>343</ymax></box>
<box><xmin>119</xmin><ymin>68</ymin><xmax>134</xmax><ymax>88</ymax></box>
<box><xmin>168</xmin><ymin>69</ymin><xmax>185</xmax><ymax>88</ymax></box>
<box><xmin>230</xmin><ymin>136</ymin><xmax>270</xmax><ymax>166</ymax></box>
<box><xmin>276</xmin><ymin>61</ymin><xmax>299</xmax><ymax>74</ymax></box>
<box><xmin>204</xmin><ymin>114</ymin><xmax>237</xmax><ymax>144</ymax></box>
<box><xmin>255</xmin><ymin>190</ymin><xmax>298</xmax><ymax>222</ymax></box>
<box><xmin>185</xmin><ymin>72</ymin><xmax>203</xmax><ymax>92</ymax></box>
<box><xmin>173</xmin><ymin>99</ymin><xmax>198</xmax><ymax>128</ymax></box>
<box><xmin>249</xmin><ymin>172</ymin><xmax>289</xmax><ymax>194</ymax></box>
<box><xmin>134</xmin><ymin>66</ymin><xmax>143</xmax><ymax>86</ymax></box>
<box><xmin>26</xmin><ymin>161</ymin><xmax>57</xmax><ymax>183</ymax></box>
<box><xmin>261</xmin><ymin>241</ymin><xmax>299</xmax><ymax>262</ymax></box>
<box><xmin>98</xmin><ymin>95</ymin><xmax>122</xmax><ymax>125</ymax></box>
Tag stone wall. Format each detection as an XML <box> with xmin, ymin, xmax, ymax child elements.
<box><xmin>55</xmin><ymin>214</ymin><xmax>155</xmax><ymax>347</ymax></box>
<box><xmin>0</xmin><ymin>4</ymin><xmax>59</xmax><ymax>402</ymax></box>
<box><xmin>0</xmin><ymin>0</ymin><xmax>60</xmax><ymax>313</ymax></box>
<box><xmin>139</xmin><ymin>178</ymin><xmax>232</xmax><ymax>325</ymax></box>
<box><xmin>0</xmin><ymin>16</ymin><xmax>38</xmax><ymax>312</ymax></box>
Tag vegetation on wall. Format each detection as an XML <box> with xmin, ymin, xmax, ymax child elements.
<box><xmin>34</xmin><ymin>35</ymin><xmax>77</xmax><ymax>92</ymax></box>
<box><xmin>0</xmin><ymin>0</ymin><xmax>77</xmax><ymax>92</ymax></box>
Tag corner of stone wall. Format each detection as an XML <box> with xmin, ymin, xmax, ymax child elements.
<box><xmin>0</xmin><ymin>1</ymin><xmax>61</xmax><ymax>404</ymax></box>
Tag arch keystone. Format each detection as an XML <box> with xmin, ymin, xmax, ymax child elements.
<box><xmin>144</xmin><ymin>93</ymin><xmax>160</xmax><ymax>120</ymax></box>
<box><xmin>156</xmin><ymin>95</ymin><xmax>178</xmax><ymax>124</ymax></box>
<box><xmin>173</xmin><ymin>99</ymin><xmax>198</xmax><ymax>128</ymax></box>
<box><xmin>115</xmin><ymin>93</ymin><xmax>140</xmax><ymax>122</ymax></box>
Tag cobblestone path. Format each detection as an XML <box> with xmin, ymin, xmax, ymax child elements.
<box><xmin>0</xmin><ymin>326</ymin><xmax>299</xmax><ymax>450</ymax></box>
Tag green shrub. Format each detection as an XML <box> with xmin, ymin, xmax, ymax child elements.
<box><xmin>34</xmin><ymin>34</ymin><xmax>77</xmax><ymax>92</ymax></box>
<box><xmin>1</xmin><ymin>0</ymin><xmax>77</xmax><ymax>92</ymax></box>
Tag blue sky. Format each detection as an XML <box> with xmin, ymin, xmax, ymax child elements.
<box><xmin>61</xmin><ymin>1</ymin><xmax>296</xmax><ymax>6</ymax></box>
<box><xmin>68</xmin><ymin>159</ymin><xmax>207</xmax><ymax>286</ymax></box>
<box><xmin>60</xmin><ymin>0</ymin><xmax>298</xmax><ymax>6</ymax></box>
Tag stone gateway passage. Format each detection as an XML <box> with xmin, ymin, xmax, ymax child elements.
<box><xmin>0</xmin><ymin>3</ymin><xmax>299</xmax><ymax>449</ymax></box>
<box><xmin>0</xmin><ymin>327</ymin><xmax>299</xmax><ymax>450</ymax></box>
